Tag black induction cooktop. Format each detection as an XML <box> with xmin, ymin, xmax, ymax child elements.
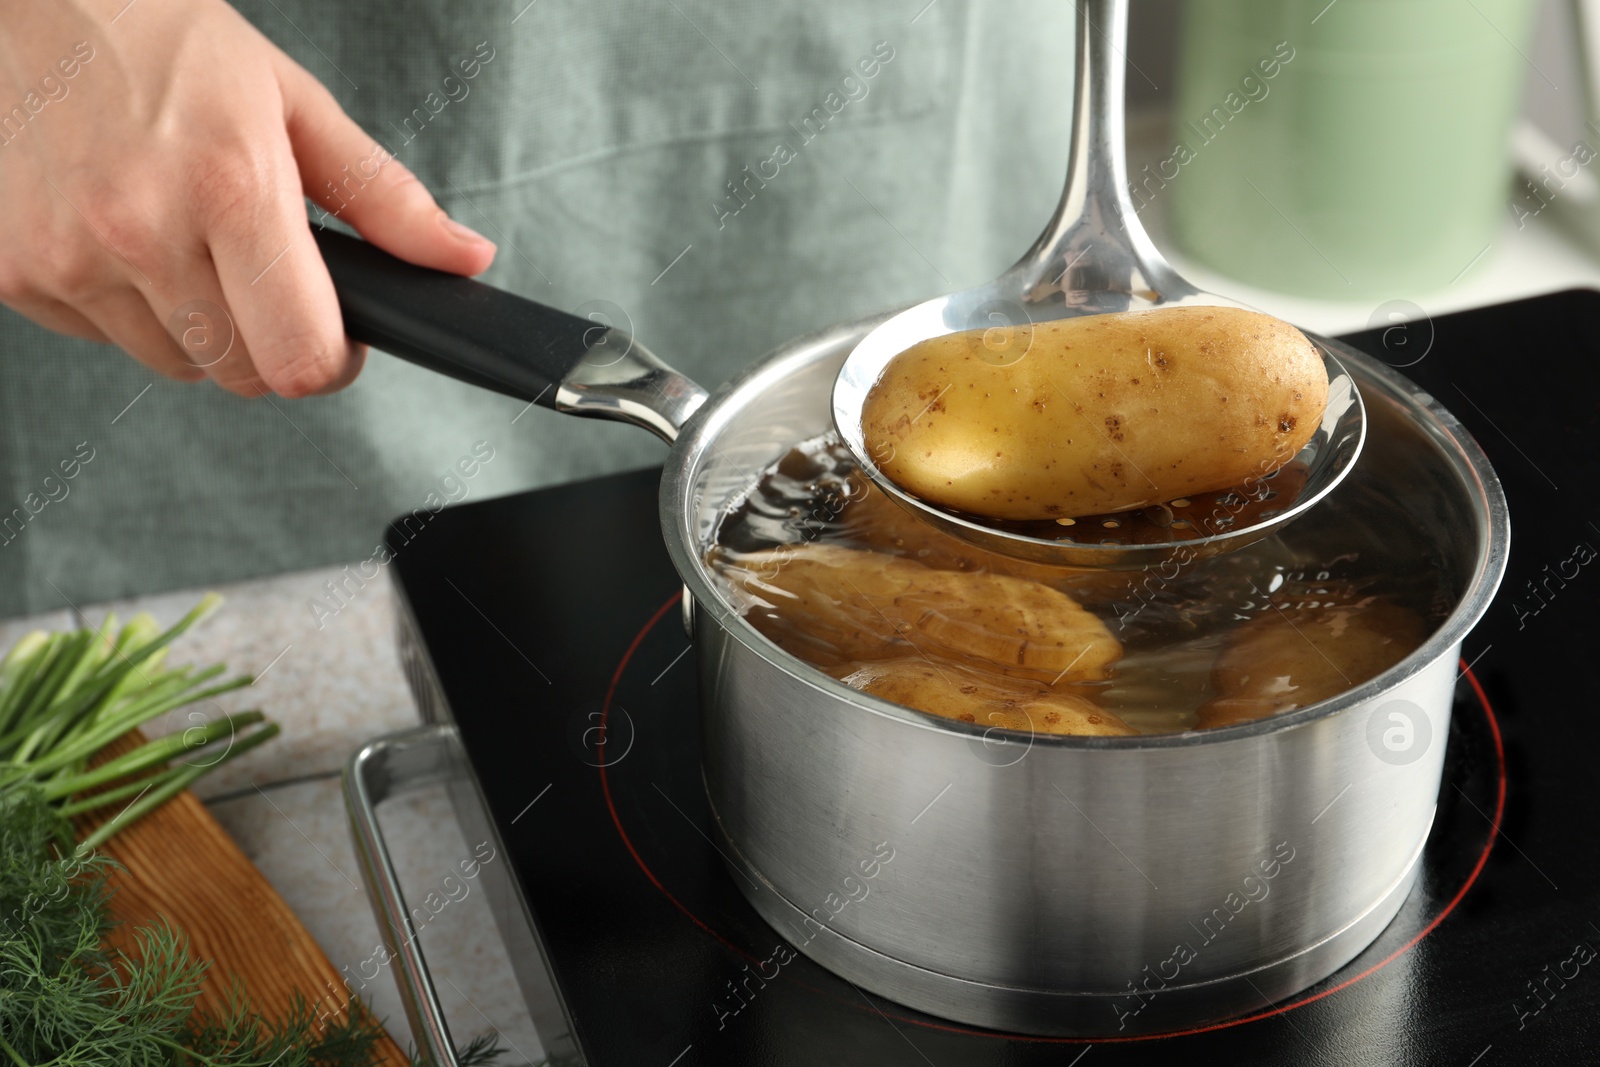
<box><xmin>389</xmin><ymin>290</ymin><xmax>1600</xmax><ymax>1065</ymax></box>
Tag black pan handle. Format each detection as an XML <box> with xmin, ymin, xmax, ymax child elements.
<box><xmin>313</xmin><ymin>227</ymin><xmax>597</xmax><ymax>405</ymax></box>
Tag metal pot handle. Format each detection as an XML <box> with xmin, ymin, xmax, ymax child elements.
<box><xmin>344</xmin><ymin>723</ymin><xmax>470</xmax><ymax>1067</ymax></box>
<box><xmin>315</xmin><ymin>228</ymin><xmax>708</xmax><ymax>443</ymax></box>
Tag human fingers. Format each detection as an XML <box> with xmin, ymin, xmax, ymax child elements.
<box><xmin>0</xmin><ymin>294</ymin><xmax>113</xmax><ymax>345</ymax></box>
<box><xmin>281</xmin><ymin>62</ymin><xmax>496</xmax><ymax>277</ymax></box>
<box><xmin>200</xmin><ymin>138</ymin><xmax>363</xmax><ymax>398</ymax></box>
<box><xmin>78</xmin><ymin>288</ymin><xmax>208</xmax><ymax>382</ymax></box>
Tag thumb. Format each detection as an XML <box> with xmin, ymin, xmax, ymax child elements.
<box><xmin>280</xmin><ymin>64</ymin><xmax>496</xmax><ymax>276</ymax></box>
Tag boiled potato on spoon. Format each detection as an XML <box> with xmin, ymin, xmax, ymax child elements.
<box><xmin>830</xmin><ymin>0</ymin><xmax>1362</xmax><ymax>567</ymax></box>
<box><xmin>861</xmin><ymin>306</ymin><xmax>1329</xmax><ymax>522</ymax></box>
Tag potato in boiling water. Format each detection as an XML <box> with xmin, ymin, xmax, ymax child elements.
<box><xmin>861</xmin><ymin>306</ymin><xmax>1328</xmax><ymax>520</ymax></box>
<box><xmin>712</xmin><ymin>542</ymin><xmax>1121</xmax><ymax>683</ymax></box>
<box><xmin>836</xmin><ymin>657</ymin><xmax>1135</xmax><ymax>737</ymax></box>
<box><xmin>839</xmin><ymin>471</ymin><xmax>1134</xmax><ymax>606</ymax></box>
<box><xmin>1196</xmin><ymin>596</ymin><xmax>1427</xmax><ymax>729</ymax></box>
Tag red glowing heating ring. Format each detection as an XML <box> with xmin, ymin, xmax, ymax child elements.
<box><xmin>597</xmin><ymin>591</ymin><xmax>1507</xmax><ymax>1043</ymax></box>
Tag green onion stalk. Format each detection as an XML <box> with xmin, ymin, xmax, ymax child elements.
<box><xmin>0</xmin><ymin>594</ymin><xmax>279</xmax><ymax>850</ymax></box>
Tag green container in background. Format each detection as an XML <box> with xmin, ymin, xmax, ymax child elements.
<box><xmin>1168</xmin><ymin>0</ymin><xmax>1541</xmax><ymax>299</ymax></box>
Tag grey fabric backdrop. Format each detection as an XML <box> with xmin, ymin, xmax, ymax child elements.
<box><xmin>0</xmin><ymin>0</ymin><xmax>1074</xmax><ymax>618</ymax></box>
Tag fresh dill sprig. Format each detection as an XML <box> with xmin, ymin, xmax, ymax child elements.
<box><xmin>407</xmin><ymin>1033</ymin><xmax>512</xmax><ymax>1067</ymax></box>
<box><xmin>0</xmin><ymin>604</ymin><xmax>508</xmax><ymax>1067</ymax></box>
<box><xmin>173</xmin><ymin>985</ymin><xmax>392</xmax><ymax>1067</ymax></box>
<box><xmin>0</xmin><ymin>791</ymin><xmax>384</xmax><ymax>1066</ymax></box>
<box><xmin>0</xmin><ymin>786</ymin><xmax>506</xmax><ymax>1066</ymax></box>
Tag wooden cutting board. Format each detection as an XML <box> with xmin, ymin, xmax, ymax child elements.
<box><xmin>77</xmin><ymin>734</ymin><xmax>411</xmax><ymax>1066</ymax></box>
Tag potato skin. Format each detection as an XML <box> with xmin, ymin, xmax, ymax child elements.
<box><xmin>836</xmin><ymin>657</ymin><xmax>1136</xmax><ymax>737</ymax></box>
<box><xmin>839</xmin><ymin>472</ymin><xmax>1132</xmax><ymax>606</ymax></box>
<box><xmin>711</xmin><ymin>542</ymin><xmax>1121</xmax><ymax>682</ymax></box>
<box><xmin>861</xmin><ymin>306</ymin><xmax>1328</xmax><ymax>520</ymax></box>
<box><xmin>1195</xmin><ymin>596</ymin><xmax>1427</xmax><ymax>729</ymax></box>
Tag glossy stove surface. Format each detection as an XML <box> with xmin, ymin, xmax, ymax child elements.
<box><xmin>391</xmin><ymin>291</ymin><xmax>1600</xmax><ymax>1065</ymax></box>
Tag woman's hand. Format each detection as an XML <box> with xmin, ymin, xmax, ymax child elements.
<box><xmin>0</xmin><ymin>0</ymin><xmax>496</xmax><ymax>396</ymax></box>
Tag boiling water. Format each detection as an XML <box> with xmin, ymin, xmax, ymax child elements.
<box><xmin>711</xmin><ymin>433</ymin><xmax>1454</xmax><ymax>734</ymax></box>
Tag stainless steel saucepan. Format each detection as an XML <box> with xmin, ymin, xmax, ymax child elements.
<box><xmin>313</xmin><ymin>4</ymin><xmax>1508</xmax><ymax>1038</ymax></box>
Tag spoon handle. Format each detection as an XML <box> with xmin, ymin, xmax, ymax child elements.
<box><xmin>1013</xmin><ymin>0</ymin><xmax>1193</xmax><ymax>301</ymax></box>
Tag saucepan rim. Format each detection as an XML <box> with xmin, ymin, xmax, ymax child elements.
<box><xmin>659</xmin><ymin>313</ymin><xmax>1511</xmax><ymax>751</ymax></box>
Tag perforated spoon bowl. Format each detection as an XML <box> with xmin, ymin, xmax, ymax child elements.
<box><xmin>832</xmin><ymin>0</ymin><xmax>1364</xmax><ymax>569</ymax></box>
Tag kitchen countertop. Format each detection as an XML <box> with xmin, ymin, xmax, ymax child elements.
<box><xmin>25</xmin><ymin>565</ymin><xmax>549</xmax><ymax>1066</ymax></box>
